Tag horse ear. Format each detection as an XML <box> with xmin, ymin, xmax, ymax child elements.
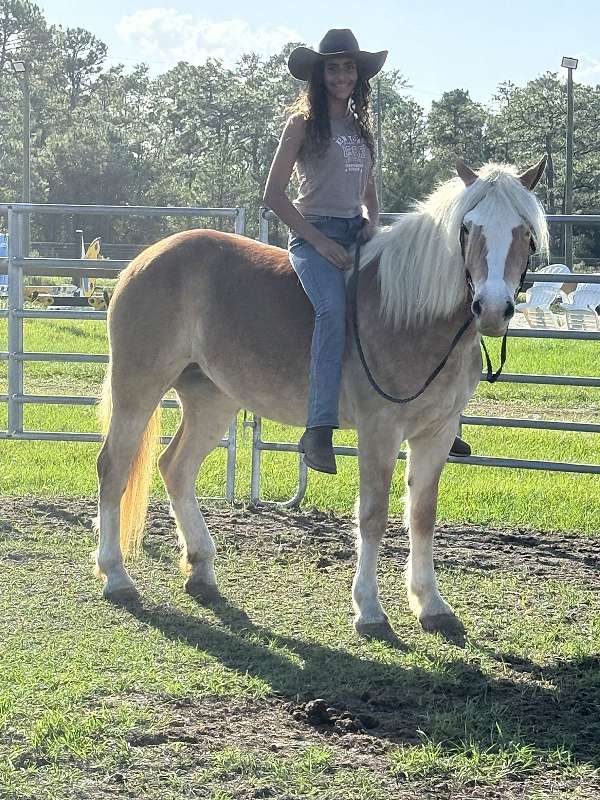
<box><xmin>519</xmin><ymin>155</ymin><xmax>547</xmax><ymax>191</ymax></box>
<box><xmin>456</xmin><ymin>159</ymin><xmax>478</xmax><ymax>186</ymax></box>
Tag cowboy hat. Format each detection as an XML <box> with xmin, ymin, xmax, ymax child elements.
<box><xmin>288</xmin><ymin>29</ymin><xmax>387</xmax><ymax>82</ymax></box>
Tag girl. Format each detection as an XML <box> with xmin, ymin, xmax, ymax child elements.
<box><xmin>263</xmin><ymin>29</ymin><xmax>470</xmax><ymax>473</ymax></box>
<box><xmin>263</xmin><ymin>28</ymin><xmax>386</xmax><ymax>474</ymax></box>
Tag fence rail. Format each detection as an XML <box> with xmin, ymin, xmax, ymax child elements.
<box><xmin>1</xmin><ymin>203</ymin><xmax>599</xmax><ymax>508</ymax></box>
<box><xmin>0</xmin><ymin>203</ymin><xmax>246</xmax><ymax>502</ymax></box>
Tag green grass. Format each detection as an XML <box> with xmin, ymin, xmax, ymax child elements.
<box><xmin>1</xmin><ymin>504</ymin><xmax>600</xmax><ymax>798</ymax></box>
<box><xmin>0</xmin><ymin>317</ymin><xmax>599</xmax><ymax>532</ymax></box>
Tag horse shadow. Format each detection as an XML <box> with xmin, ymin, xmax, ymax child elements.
<box><xmin>120</xmin><ymin>592</ymin><xmax>600</xmax><ymax>767</ymax></box>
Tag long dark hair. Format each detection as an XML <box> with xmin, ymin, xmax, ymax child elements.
<box><xmin>289</xmin><ymin>59</ymin><xmax>375</xmax><ymax>160</ymax></box>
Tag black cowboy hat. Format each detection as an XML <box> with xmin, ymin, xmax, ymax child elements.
<box><xmin>288</xmin><ymin>29</ymin><xmax>388</xmax><ymax>82</ymax></box>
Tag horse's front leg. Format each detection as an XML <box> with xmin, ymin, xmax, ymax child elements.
<box><xmin>405</xmin><ymin>420</ymin><xmax>465</xmax><ymax>638</ymax></box>
<box><xmin>353</xmin><ymin>418</ymin><xmax>404</xmax><ymax>639</ymax></box>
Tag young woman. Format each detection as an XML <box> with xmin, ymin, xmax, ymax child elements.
<box><xmin>263</xmin><ymin>29</ymin><xmax>470</xmax><ymax>474</ymax></box>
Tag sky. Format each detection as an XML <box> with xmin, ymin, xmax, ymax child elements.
<box><xmin>37</xmin><ymin>1</ymin><xmax>599</xmax><ymax>109</ymax></box>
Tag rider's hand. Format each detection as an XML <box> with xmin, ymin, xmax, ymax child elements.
<box><xmin>312</xmin><ymin>232</ymin><xmax>353</xmax><ymax>271</ymax></box>
<box><xmin>357</xmin><ymin>221</ymin><xmax>377</xmax><ymax>244</ymax></box>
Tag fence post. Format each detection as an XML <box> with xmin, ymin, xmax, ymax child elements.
<box><xmin>7</xmin><ymin>207</ymin><xmax>24</xmax><ymax>435</ymax></box>
<box><xmin>235</xmin><ymin>207</ymin><xmax>246</xmax><ymax>237</ymax></box>
<box><xmin>259</xmin><ymin>207</ymin><xmax>270</xmax><ymax>244</ymax></box>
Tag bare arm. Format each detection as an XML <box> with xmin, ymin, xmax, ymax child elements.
<box><xmin>360</xmin><ymin>169</ymin><xmax>380</xmax><ymax>242</ymax></box>
<box><xmin>263</xmin><ymin>116</ymin><xmax>352</xmax><ymax>270</ymax></box>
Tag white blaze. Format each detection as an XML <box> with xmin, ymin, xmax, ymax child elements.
<box><xmin>464</xmin><ymin>197</ymin><xmax>521</xmax><ymax>324</ymax></box>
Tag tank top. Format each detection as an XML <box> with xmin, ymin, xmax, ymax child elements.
<box><xmin>293</xmin><ymin>114</ymin><xmax>372</xmax><ymax>218</ymax></box>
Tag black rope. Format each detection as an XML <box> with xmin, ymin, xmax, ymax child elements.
<box><xmin>350</xmin><ymin>242</ymin><xmax>527</xmax><ymax>401</ymax></box>
<box><xmin>350</xmin><ymin>242</ymin><xmax>474</xmax><ymax>404</ymax></box>
<box><xmin>480</xmin><ymin>265</ymin><xmax>527</xmax><ymax>383</ymax></box>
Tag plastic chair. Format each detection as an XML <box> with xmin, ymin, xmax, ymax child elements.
<box><xmin>559</xmin><ymin>279</ymin><xmax>600</xmax><ymax>331</ymax></box>
<box><xmin>515</xmin><ymin>264</ymin><xmax>571</xmax><ymax>329</ymax></box>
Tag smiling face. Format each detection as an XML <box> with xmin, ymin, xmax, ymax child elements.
<box><xmin>323</xmin><ymin>56</ymin><xmax>358</xmax><ymax>104</ymax></box>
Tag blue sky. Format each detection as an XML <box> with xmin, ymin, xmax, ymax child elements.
<box><xmin>38</xmin><ymin>1</ymin><xmax>599</xmax><ymax>108</ymax></box>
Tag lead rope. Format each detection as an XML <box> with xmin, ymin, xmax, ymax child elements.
<box><xmin>479</xmin><ymin>265</ymin><xmax>527</xmax><ymax>383</ymax></box>
<box><xmin>350</xmin><ymin>241</ymin><xmax>524</xmax><ymax>402</ymax></box>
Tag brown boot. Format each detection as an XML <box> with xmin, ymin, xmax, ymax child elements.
<box><xmin>449</xmin><ymin>436</ymin><xmax>471</xmax><ymax>457</ymax></box>
<box><xmin>299</xmin><ymin>426</ymin><xmax>337</xmax><ymax>474</ymax></box>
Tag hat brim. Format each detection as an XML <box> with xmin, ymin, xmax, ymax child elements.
<box><xmin>288</xmin><ymin>46</ymin><xmax>388</xmax><ymax>81</ymax></box>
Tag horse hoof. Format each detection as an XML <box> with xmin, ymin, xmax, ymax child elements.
<box><xmin>184</xmin><ymin>577</ymin><xmax>221</xmax><ymax>604</ymax></box>
<box><xmin>103</xmin><ymin>585</ymin><xmax>140</xmax><ymax>605</ymax></box>
<box><xmin>420</xmin><ymin>613</ymin><xmax>466</xmax><ymax>645</ymax></box>
<box><xmin>355</xmin><ymin>619</ymin><xmax>401</xmax><ymax>645</ymax></box>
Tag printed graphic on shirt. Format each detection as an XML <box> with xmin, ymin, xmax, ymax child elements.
<box><xmin>334</xmin><ymin>134</ymin><xmax>367</xmax><ymax>173</ymax></box>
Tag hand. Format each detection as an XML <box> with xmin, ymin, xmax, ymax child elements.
<box><xmin>312</xmin><ymin>233</ymin><xmax>353</xmax><ymax>271</ymax></box>
<box><xmin>357</xmin><ymin>220</ymin><xmax>377</xmax><ymax>244</ymax></box>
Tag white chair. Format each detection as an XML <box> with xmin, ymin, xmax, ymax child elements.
<box><xmin>515</xmin><ymin>264</ymin><xmax>571</xmax><ymax>329</ymax></box>
<box><xmin>559</xmin><ymin>279</ymin><xmax>600</xmax><ymax>331</ymax></box>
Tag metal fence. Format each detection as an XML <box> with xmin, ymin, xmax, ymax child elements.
<box><xmin>2</xmin><ymin>203</ymin><xmax>599</xmax><ymax>508</ymax></box>
<box><xmin>249</xmin><ymin>209</ymin><xmax>600</xmax><ymax>506</ymax></box>
<box><xmin>0</xmin><ymin>202</ymin><xmax>246</xmax><ymax>501</ymax></box>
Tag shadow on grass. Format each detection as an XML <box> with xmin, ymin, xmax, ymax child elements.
<box><xmin>120</xmin><ymin>593</ymin><xmax>600</xmax><ymax>766</ymax></box>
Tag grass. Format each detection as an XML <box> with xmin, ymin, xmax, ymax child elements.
<box><xmin>1</xmin><ymin>501</ymin><xmax>600</xmax><ymax>798</ymax></box>
<box><xmin>0</xmin><ymin>316</ymin><xmax>599</xmax><ymax>532</ymax></box>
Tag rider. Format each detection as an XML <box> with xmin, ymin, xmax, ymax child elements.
<box><xmin>263</xmin><ymin>29</ymin><xmax>470</xmax><ymax>474</ymax></box>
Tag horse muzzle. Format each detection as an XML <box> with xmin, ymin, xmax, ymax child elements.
<box><xmin>471</xmin><ymin>293</ymin><xmax>515</xmax><ymax>338</ymax></box>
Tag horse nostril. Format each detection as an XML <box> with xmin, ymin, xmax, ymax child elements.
<box><xmin>504</xmin><ymin>301</ymin><xmax>515</xmax><ymax>320</ymax></box>
<box><xmin>472</xmin><ymin>299</ymin><xmax>482</xmax><ymax>316</ymax></box>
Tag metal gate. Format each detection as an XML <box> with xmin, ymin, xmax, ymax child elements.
<box><xmin>2</xmin><ymin>203</ymin><xmax>599</xmax><ymax>508</ymax></box>
<box><xmin>0</xmin><ymin>202</ymin><xmax>246</xmax><ymax>501</ymax></box>
<box><xmin>249</xmin><ymin>209</ymin><xmax>600</xmax><ymax>506</ymax></box>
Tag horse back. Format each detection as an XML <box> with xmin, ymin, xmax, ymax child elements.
<box><xmin>108</xmin><ymin>230</ymin><xmax>314</xmax><ymax>411</ymax></box>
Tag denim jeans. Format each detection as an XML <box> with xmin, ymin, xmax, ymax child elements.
<box><xmin>289</xmin><ymin>214</ymin><xmax>364</xmax><ymax>428</ymax></box>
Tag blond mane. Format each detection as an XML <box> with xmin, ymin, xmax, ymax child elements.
<box><xmin>359</xmin><ymin>163</ymin><xmax>549</xmax><ymax>329</ymax></box>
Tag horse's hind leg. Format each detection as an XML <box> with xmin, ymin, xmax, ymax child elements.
<box><xmin>353</xmin><ymin>417</ymin><xmax>404</xmax><ymax>639</ymax></box>
<box><xmin>158</xmin><ymin>367</ymin><xmax>239</xmax><ymax>602</ymax></box>
<box><xmin>96</xmin><ymin>399</ymin><xmax>160</xmax><ymax>602</ymax></box>
<box><xmin>405</xmin><ymin>419</ymin><xmax>465</xmax><ymax>639</ymax></box>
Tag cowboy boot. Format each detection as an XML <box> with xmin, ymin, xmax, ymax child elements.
<box><xmin>449</xmin><ymin>436</ymin><xmax>471</xmax><ymax>457</ymax></box>
<box><xmin>299</xmin><ymin>426</ymin><xmax>337</xmax><ymax>474</ymax></box>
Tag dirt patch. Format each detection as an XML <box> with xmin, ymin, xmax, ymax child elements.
<box><xmin>98</xmin><ymin>692</ymin><xmax>599</xmax><ymax>800</ymax></box>
<box><xmin>2</xmin><ymin>495</ymin><xmax>599</xmax><ymax>585</ymax></box>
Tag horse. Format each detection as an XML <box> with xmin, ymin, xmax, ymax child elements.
<box><xmin>95</xmin><ymin>157</ymin><xmax>548</xmax><ymax>641</ymax></box>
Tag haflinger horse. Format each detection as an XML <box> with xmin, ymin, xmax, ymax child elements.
<box><xmin>95</xmin><ymin>157</ymin><xmax>548</xmax><ymax>641</ymax></box>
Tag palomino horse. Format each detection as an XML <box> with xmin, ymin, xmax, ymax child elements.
<box><xmin>95</xmin><ymin>158</ymin><xmax>548</xmax><ymax>640</ymax></box>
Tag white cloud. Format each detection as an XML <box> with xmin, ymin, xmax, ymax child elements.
<box><xmin>115</xmin><ymin>9</ymin><xmax>300</xmax><ymax>68</ymax></box>
<box><xmin>574</xmin><ymin>54</ymin><xmax>600</xmax><ymax>86</ymax></box>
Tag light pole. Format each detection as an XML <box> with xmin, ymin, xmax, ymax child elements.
<box><xmin>10</xmin><ymin>60</ymin><xmax>31</xmax><ymax>255</ymax></box>
<box><xmin>561</xmin><ymin>56</ymin><xmax>578</xmax><ymax>269</ymax></box>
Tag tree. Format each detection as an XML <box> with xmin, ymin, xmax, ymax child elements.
<box><xmin>0</xmin><ymin>0</ymin><xmax>47</xmax><ymax>69</ymax></box>
<box><xmin>427</xmin><ymin>89</ymin><xmax>487</xmax><ymax>175</ymax></box>
<box><xmin>52</xmin><ymin>26</ymin><xmax>107</xmax><ymax>111</ymax></box>
<box><xmin>374</xmin><ymin>72</ymin><xmax>433</xmax><ymax>210</ymax></box>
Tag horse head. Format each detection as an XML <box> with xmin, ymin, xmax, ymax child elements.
<box><xmin>457</xmin><ymin>156</ymin><xmax>547</xmax><ymax>337</ymax></box>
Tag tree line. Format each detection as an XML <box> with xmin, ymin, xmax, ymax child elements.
<box><xmin>1</xmin><ymin>0</ymin><xmax>599</xmax><ymax>261</ymax></box>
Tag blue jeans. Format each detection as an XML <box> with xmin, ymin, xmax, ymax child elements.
<box><xmin>289</xmin><ymin>214</ymin><xmax>364</xmax><ymax>428</ymax></box>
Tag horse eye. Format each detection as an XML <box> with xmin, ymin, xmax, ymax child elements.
<box><xmin>459</xmin><ymin>224</ymin><xmax>469</xmax><ymax>254</ymax></box>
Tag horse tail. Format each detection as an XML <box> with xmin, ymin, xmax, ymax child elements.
<box><xmin>98</xmin><ymin>368</ymin><xmax>162</xmax><ymax>559</ymax></box>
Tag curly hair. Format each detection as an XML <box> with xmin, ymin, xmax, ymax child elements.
<box><xmin>288</xmin><ymin>59</ymin><xmax>376</xmax><ymax>161</ymax></box>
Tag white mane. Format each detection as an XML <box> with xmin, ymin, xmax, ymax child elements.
<box><xmin>359</xmin><ymin>163</ymin><xmax>549</xmax><ymax>329</ymax></box>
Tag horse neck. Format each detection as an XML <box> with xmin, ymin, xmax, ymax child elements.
<box><xmin>357</xmin><ymin>257</ymin><xmax>473</xmax><ymax>337</ymax></box>
<box><xmin>351</xmin><ymin>259</ymin><xmax>478</xmax><ymax>391</ymax></box>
